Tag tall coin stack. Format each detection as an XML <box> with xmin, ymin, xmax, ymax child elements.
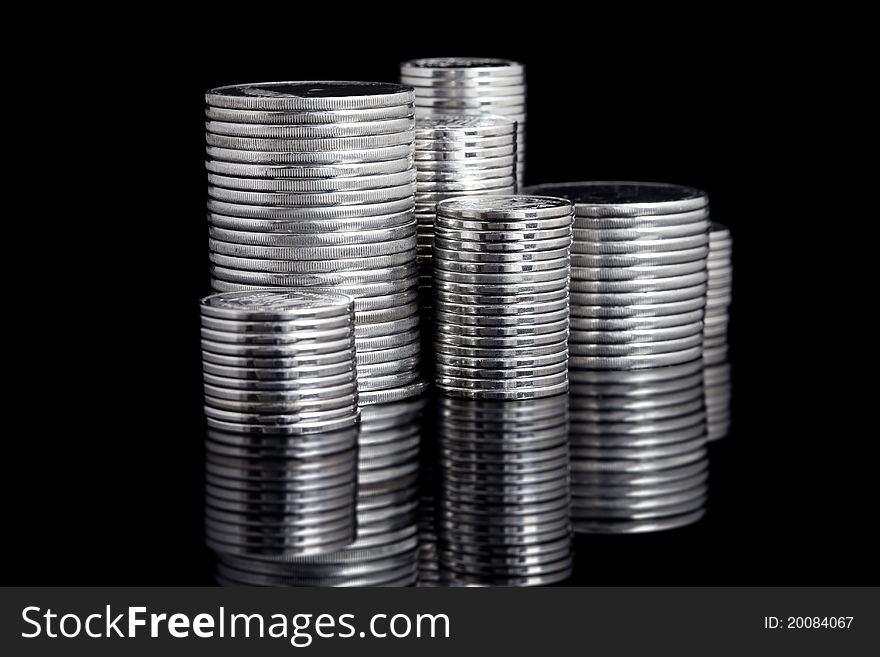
<box><xmin>435</xmin><ymin>393</ymin><xmax>573</xmax><ymax>586</ymax></box>
<box><xmin>432</xmin><ymin>196</ymin><xmax>573</xmax><ymax>400</ymax></box>
<box><xmin>200</xmin><ymin>290</ymin><xmax>360</xmax><ymax>569</ymax></box>
<box><xmin>205</xmin><ymin>82</ymin><xmax>422</xmax><ymax>398</ymax></box>
<box><xmin>413</xmin><ymin>115</ymin><xmax>517</xmax><ymax>367</ymax></box>
<box><xmin>704</xmin><ymin>223</ymin><xmax>732</xmax><ymax>441</ymax></box>
<box><xmin>400</xmin><ymin>58</ymin><xmax>526</xmax><ymax>188</ymax></box>
<box><xmin>525</xmin><ymin>182</ymin><xmax>711</xmax><ymax>533</ymax></box>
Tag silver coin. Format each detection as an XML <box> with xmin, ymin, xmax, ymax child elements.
<box><xmin>572</xmin><ymin>508</ymin><xmax>705</xmax><ymax>534</ymax></box>
<box><xmin>200</xmin><ymin>314</ymin><xmax>352</xmax><ymax>335</ymax></box>
<box><xmin>207</xmin><ymin>142</ymin><xmax>414</xmax><ymax>165</ymax></box>
<box><xmin>212</xmin><ymin>264</ymin><xmax>416</xmax><ymax>288</ymax></box>
<box><xmin>202</xmin><ymin>357</ymin><xmax>353</xmax><ymax>380</ymax></box>
<box><xmin>413</xmin><ymin>144</ymin><xmax>516</xmax><ymax>161</ymax></box>
<box><xmin>206</xmin><ymin>130</ymin><xmax>415</xmax><ymax>154</ymax></box>
<box><xmin>570</xmin><ymin>494</ymin><xmax>706</xmax><ymax>521</ymax></box>
<box><xmin>569</xmin><ymin>334</ymin><xmax>703</xmax><ymax>357</ymax></box>
<box><xmin>357</xmin><ymin>381</ymin><xmax>429</xmax><ymax>405</ymax></box>
<box><xmin>355</xmin><ymin>328</ymin><xmax>421</xmax><ymax>352</ymax></box>
<box><xmin>569</xmin><ymin>310</ymin><xmax>703</xmax><ymax>332</ymax></box>
<box><xmin>357</xmin><ymin>368</ymin><xmax>422</xmax><ymax>393</ymax></box>
<box><xmin>571</xmin><ymin>259</ymin><xmax>707</xmax><ymax>281</ymax></box>
<box><xmin>524</xmin><ymin>182</ymin><xmax>708</xmax><ymax>217</ymax></box>
<box><xmin>200</xmin><ymin>324</ymin><xmax>353</xmax><ymax>345</ymax></box>
<box><xmin>207</xmin><ymin>195</ymin><xmax>414</xmax><ymax>220</ymax></box>
<box><xmin>208</xmin><ymin>222</ymin><xmax>415</xmax><ymax>248</ymax></box>
<box><xmin>435</xmin><ymin>361</ymin><xmax>567</xmax><ymax>381</ymax></box>
<box><xmin>434</xmin><ymin>236</ymin><xmax>573</xmax><ymax>256</ymax></box>
<box><xmin>435</xmin><ymin>315</ymin><xmax>568</xmax><ymax>337</ymax></box>
<box><xmin>434</xmin><ymin>328</ymin><xmax>568</xmax><ymax>350</ymax></box>
<box><xmin>437</xmin><ymin>370</ymin><xmax>568</xmax><ymax>391</ymax></box>
<box><xmin>569</xmin><ymin>270</ymin><xmax>707</xmax><ymax>293</ymax></box>
<box><xmin>432</xmin><ymin>248</ymin><xmax>569</xmax><ymax>267</ymax></box>
<box><xmin>401</xmin><ymin>58</ymin><xmax>524</xmax><ymax>76</ymax></box>
<box><xmin>206</xmin><ymin>82</ymin><xmax>414</xmax><ymax>111</ymax></box>
<box><xmin>407</xmin><ymin>82</ymin><xmax>526</xmax><ymax>97</ymax></box>
<box><xmin>207</xmin><ymin>116</ymin><xmax>415</xmax><ymax>139</ymax></box>
<box><xmin>571</xmin><ymin>209</ymin><xmax>710</xmax><ymax>231</ymax></box>
<box><xmin>356</xmin><ymin>355</ymin><xmax>421</xmax><ymax>380</ymax></box>
<box><xmin>205</xmin><ymin>102</ymin><xmax>415</xmax><ymax>124</ymax></box>
<box><xmin>570</xmin><ymin>246</ymin><xmax>707</xmax><ymax>268</ymax></box>
<box><xmin>415</xmin><ymin>154</ymin><xmax>518</xmax><ymax>172</ymax></box>
<box><xmin>569</xmin><ymin>296</ymin><xmax>706</xmax><ymax>319</ymax></box>
<box><xmin>433</xmin><ymin>289</ymin><xmax>567</xmax><ymax>308</ymax></box>
<box><xmin>569</xmin><ymin>283</ymin><xmax>707</xmax><ymax>306</ymax></box>
<box><xmin>209</xmin><ymin>251</ymin><xmax>414</xmax><ymax>274</ymax></box>
<box><xmin>434</xmin><ymin>257</ymin><xmax>568</xmax><ymax>277</ymax></box>
<box><xmin>201</xmin><ymin>348</ymin><xmax>353</xmax><ymax>369</ymax></box>
<box><xmin>433</xmin><ymin>267</ymin><xmax>569</xmax><ymax>286</ymax></box>
<box><xmin>208</xmin><ymin>235</ymin><xmax>416</xmax><ymax>262</ymax></box>
<box><xmin>572</xmin><ymin>222</ymin><xmax>708</xmax><ymax>241</ymax></box>
<box><xmin>206</xmin><ymin>169</ymin><xmax>416</xmax><ymax>193</ymax></box>
<box><xmin>200</xmin><ymin>288</ymin><xmax>352</xmax><ymax>321</ymax></box>
<box><xmin>568</xmin><ymin>323</ymin><xmax>703</xmax><ymax>346</ymax></box>
<box><xmin>207</xmin><ymin>182</ymin><xmax>415</xmax><ymax>207</ymax></box>
<box><xmin>200</xmin><ymin>335</ymin><xmax>353</xmax><ymax>358</ymax></box>
<box><xmin>205</xmin><ymin>156</ymin><xmax>414</xmax><ymax>180</ymax></box>
<box><xmin>207</xmin><ymin>210</ymin><xmax>413</xmax><ymax>234</ymax></box>
<box><xmin>416</xmin><ymin>170</ymin><xmax>516</xmax><ymax>186</ymax></box>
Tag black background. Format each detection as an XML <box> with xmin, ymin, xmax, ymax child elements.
<box><xmin>6</xmin><ymin>25</ymin><xmax>873</xmax><ymax>586</ymax></box>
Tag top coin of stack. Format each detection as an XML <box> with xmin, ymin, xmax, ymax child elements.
<box><xmin>400</xmin><ymin>58</ymin><xmax>526</xmax><ymax>188</ymax></box>
<box><xmin>204</xmin><ymin>82</ymin><xmax>423</xmax><ymax>398</ymax></box>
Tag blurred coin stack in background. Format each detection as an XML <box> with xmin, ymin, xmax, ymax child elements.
<box><xmin>525</xmin><ymin>182</ymin><xmax>711</xmax><ymax>533</ymax></box>
<box><xmin>199</xmin><ymin>290</ymin><xmax>360</xmax><ymax>575</ymax></box>
<box><xmin>704</xmin><ymin>223</ymin><xmax>733</xmax><ymax>440</ymax></box>
<box><xmin>401</xmin><ymin>58</ymin><xmax>527</xmax><ymax>188</ymax></box>
<box><xmin>432</xmin><ymin>196</ymin><xmax>573</xmax><ymax>400</ymax></box>
<box><xmin>205</xmin><ymin>82</ymin><xmax>423</xmax><ymax>398</ymax></box>
<box><xmin>413</xmin><ymin>115</ymin><xmax>517</xmax><ymax>370</ymax></box>
<box><xmin>435</xmin><ymin>394</ymin><xmax>573</xmax><ymax>586</ymax></box>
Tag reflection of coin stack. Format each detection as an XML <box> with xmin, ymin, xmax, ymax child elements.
<box><xmin>432</xmin><ymin>196</ymin><xmax>573</xmax><ymax>400</ymax></box>
<box><xmin>413</xmin><ymin>115</ymin><xmax>517</xmax><ymax>372</ymax></box>
<box><xmin>199</xmin><ymin>290</ymin><xmax>360</xmax><ymax>568</ymax></box>
<box><xmin>204</xmin><ymin>82</ymin><xmax>422</xmax><ymax>398</ymax></box>
<box><xmin>704</xmin><ymin>223</ymin><xmax>732</xmax><ymax>441</ymax></box>
<box><xmin>435</xmin><ymin>394</ymin><xmax>573</xmax><ymax>586</ymax></box>
<box><xmin>525</xmin><ymin>182</ymin><xmax>711</xmax><ymax>533</ymax></box>
<box><xmin>401</xmin><ymin>58</ymin><xmax>526</xmax><ymax>188</ymax></box>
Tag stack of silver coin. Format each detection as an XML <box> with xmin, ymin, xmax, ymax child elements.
<box><xmin>435</xmin><ymin>393</ymin><xmax>573</xmax><ymax>586</ymax></box>
<box><xmin>705</xmin><ymin>223</ymin><xmax>733</xmax><ymax>440</ymax></box>
<box><xmin>215</xmin><ymin>390</ymin><xmax>427</xmax><ymax>586</ymax></box>
<box><xmin>400</xmin><ymin>58</ymin><xmax>526</xmax><ymax>187</ymax></box>
<box><xmin>525</xmin><ymin>182</ymin><xmax>711</xmax><ymax>533</ymax></box>
<box><xmin>205</xmin><ymin>81</ymin><xmax>422</xmax><ymax>398</ymax></box>
<box><xmin>432</xmin><ymin>196</ymin><xmax>573</xmax><ymax>400</ymax></box>
<box><xmin>200</xmin><ymin>290</ymin><xmax>360</xmax><ymax>563</ymax></box>
<box><xmin>414</xmin><ymin>115</ymin><xmax>517</xmax><ymax>371</ymax></box>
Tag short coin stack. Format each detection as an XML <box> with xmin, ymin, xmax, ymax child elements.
<box><xmin>704</xmin><ymin>223</ymin><xmax>733</xmax><ymax>440</ymax></box>
<box><xmin>432</xmin><ymin>195</ymin><xmax>574</xmax><ymax>400</ymax></box>
<box><xmin>413</xmin><ymin>115</ymin><xmax>517</xmax><ymax>364</ymax></box>
<box><xmin>200</xmin><ymin>290</ymin><xmax>360</xmax><ymax>564</ymax></box>
<box><xmin>525</xmin><ymin>182</ymin><xmax>711</xmax><ymax>533</ymax></box>
<box><xmin>435</xmin><ymin>393</ymin><xmax>573</xmax><ymax>586</ymax></box>
<box><xmin>400</xmin><ymin>58</ymin><xmax>526</xmax><ymax>187</ymax></box>
<box><xmin>205</xmin><ymin>81</ymin><xmax>422</xmax><ymax>397</ymax></box>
